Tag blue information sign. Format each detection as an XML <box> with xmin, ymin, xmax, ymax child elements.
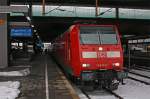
<box><xmin>11</xmin><ymin>28</ymin><xmax>32</xmax><ymax>37</ymax></box>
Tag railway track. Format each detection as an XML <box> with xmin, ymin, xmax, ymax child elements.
<box><xmin>125</xmin><ymin>66</ymin><xmax>150</xmax><ymax>85</ymax></box>
<box><xmin>129</xmin><ymin>71</ymin><xmax>150</xmax><ymax>79</ymax></box>
<box><xmin>133</xmin><ymin>67</ymin><xmax>150</xmax><ymax>72</ymax></box>
<box><xmin>128</xmin><ymin>76</ymin><xmax>150</xmax><ymax>85</ymax></box>
<box><xmin>104</xmin><ymin>88</ymin><xmax>124</xmax><ymax>99</ymax></box>
<box><xmin>129</xmin><ymin>68</ymin><xmax>150</xmax><ymax>83</ymax></box>
<box><xmin>80</xmin><ymin>87</ymin><xmax>124</xmax><ymax>99</ymax></box>
<box><xmin>133</xmin><ymin>65</ymin><xmax>150</xmax><ymax>71</ymax></box>
<box><xmin>80</xmin><ymin>88</ymin><xmax>91</xmax><ymax>99</ymax></box>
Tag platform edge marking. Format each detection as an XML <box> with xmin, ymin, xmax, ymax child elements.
<box><xmin>45</xmin><ymin>62</ymin><xmax>49</xmax><ymax>99</ymax></box>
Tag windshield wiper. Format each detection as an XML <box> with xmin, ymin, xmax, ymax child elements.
<box><xmin>98</xmin><ymin>32</ymin><xmax>102</xmax><ymax>45</ymax></box>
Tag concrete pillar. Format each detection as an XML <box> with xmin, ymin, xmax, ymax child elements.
<box><xmin>0</xmin><ymin>0</ymin><xmax>8</xmax><ymax>68</ymax></box>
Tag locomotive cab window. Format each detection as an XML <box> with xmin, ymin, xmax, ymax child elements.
<box><xmin>80</xmin><ymin>26</ymin><xmax>118</xmax><ymax>44</ymax></box>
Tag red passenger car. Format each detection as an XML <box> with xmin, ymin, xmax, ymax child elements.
<box><xmin>52</xmin><ymin>23</ymin><xmax>127</xmax><ymax>90</ymax></box>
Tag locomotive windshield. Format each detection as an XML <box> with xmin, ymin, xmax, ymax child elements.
<box><xmin>80</xmin><ymin>26</ymin><xmax>118</xmax><ymax>44</ymax></box>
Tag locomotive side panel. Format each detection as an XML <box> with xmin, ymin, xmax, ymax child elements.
<box><xmin>52</xmin><ymin>31</ymin><xmax>73</xmax><ymax>75</ymax></box>
<box><xmin>70</xmin><ymin>26</ymin><xmax>81</xmax><ymax>77</ymax></box>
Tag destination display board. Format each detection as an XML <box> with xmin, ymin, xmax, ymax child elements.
<box><xmin>11</xmin><ymin>28</ymin><xmax>32</xmax><ymax>37</ymax></box>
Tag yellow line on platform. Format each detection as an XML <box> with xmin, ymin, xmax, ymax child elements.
<box><xmin>45</xmin><ymin>57</ymin><xmax>49</xmax><ymax>99</ymax></box>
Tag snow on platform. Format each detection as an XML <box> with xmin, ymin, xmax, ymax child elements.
<box><xmin>87</xmin><ymin>90</ymin><xmax>116</xmax><ymax>99</ymax></box>
<box><xmin>0</xmin><ymin>68</ymin><xmax>30</xmax><ymax>76</ymax></box>
<box><xmin>75</xmin><ymin>78</ymin><xmax>150</xmax><ymax>99</ymax></box>
<box><xmin>115</xmin><ymin>79</ymin><xmax>150</xmax><ymax>99</ymax></box>
<box><xmin>0</xmin><ymin>81</ymin><xmax>20</xmax><ymax>99</ymax></box>
<box><xmin>74</xmin><ymin>84</ymin><xmax>116</xmax><ymax>99</ymax></box>
<box><xmin>128</xmin><ymin>73</ymin><xmax>150</xmax><ymax>83</ymax></box>
<box><xmin>131</xmin><ymin>69</ymin><xmax>150</xmax><ymax>77</ymax></box>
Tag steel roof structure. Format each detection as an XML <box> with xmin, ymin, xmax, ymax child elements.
<box><xmin>9</xmin><ymin>0</ymin><xmax>150</xmax><ymax>41</ymax></box>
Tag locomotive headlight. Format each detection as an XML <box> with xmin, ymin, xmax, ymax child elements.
<box><xmin>113</xmin><ymin>63</ymin><xmax>120</xmax><ymax>67</ymax></box>
<box><xmin>99</xmin><ymin>47</ymin><xmax>103</xmax><ymax>51</ymax></box>
<box><xmin>82</xmin><ymin>64</ymin><xmax>90</xmax><ymax>67</ymax></box>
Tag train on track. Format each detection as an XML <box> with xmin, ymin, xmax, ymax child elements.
<box><xmin>52</xmin><ymin>22</ymin><xmax>127</xmax><ymax>90</ymax></box>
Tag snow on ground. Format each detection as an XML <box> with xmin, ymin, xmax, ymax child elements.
<box><xmin>128</xmin><ymin>73</ymin><xmax>150</xmax><ymax>83</ymax></box>
<box><xmin>75</xmin><ymin>87</ymin><xmax>117</xmax><ymax>99</ymax></box>
<box><xmin>131</xmin><ymin>69</ymin><xmax>150</xmax><ymax>77</ymax></box>
<box><xmin>74</xmin><ymin>84</ymin><xmax>116</xmax><ymax>99</ymax></box>
<box><xmin>115</xmin><ymin>79</ymin><xmax>150</xmax><ymax>99</ymax></box>
<box><xmin>0</xmin><ymin>81</ymin><xmax>20</xmax><ymax>99</ymax></box>
<box><xmin>87</xmin><ymin>90</ymin><xmax>116</xmax><ymax>99</ymax></box>
<box><xmin>75</xmin><ymin>79</ymin><xmax>150</xmax><ymax>99</ymax></box>
<box><xmin>89</xmin><ymin>95</ymin><xmax>116</xmax><ymax>99</ymax></box>
<box><xmin>65</xmin><ymin>69</ymin><xmax>150</xmax><ymax>99</ymax></box>
<box><xmin>0</xmin><ymin>68</ymin><xmax>30</xmax><ymax>76</ymax></box>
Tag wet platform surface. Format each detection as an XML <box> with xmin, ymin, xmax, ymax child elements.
<box><xmin>0</xmin><ymin>54</ymin><xmax>79</xmax><ymax>99</ymax></box>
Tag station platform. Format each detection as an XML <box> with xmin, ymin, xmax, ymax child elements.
<box><xmin>0</xmin><ymin>54</ymin><xmax>79</xmax><ymax>99</ymax></box>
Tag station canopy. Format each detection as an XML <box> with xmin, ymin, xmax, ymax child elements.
<box><xmin>10</xmin><ymin>5</ymin><xmax>150</xmax><ymax>20</ymax></box>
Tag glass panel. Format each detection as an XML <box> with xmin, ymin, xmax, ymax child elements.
<box><xmin>10</xmin><ymin>5</ymin><xmax>150</xmax><ymax>20</ymax></box>
<box><xmin>119</xmin><ymin>8</ymin><xmax>150</xmax><ymax>19</ymax></box>
<box><xmin>32</xmin><ymin>5</ymin><xmax>115</xmax><ymax>18</ymax></box>
<box><xmin>100</xmin><ymin>29</ymin><xmax>118</xmax><ymax>44</ymax></box>
<box><xmin>80</xmin><ymin>26</ymin><xmax>118</xmax><ymax>44</ymax></box>
<box><xmin>101</xmin><ymin>34</ymin><xmax>118</xmax><ymax>44</ymax></box>
<box><xmin>80</xmin><ymin>34</ymin><xmax>100</xmax><ymax>44</ymax></box>
<box><xmin>80</xmin><ymin>27</ymin><xmax>99</xmax><ymax>44</ymax></box>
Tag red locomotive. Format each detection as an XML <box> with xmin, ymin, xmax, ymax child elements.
<box><xmin>52</xmin><ymin>23</ymin><xmax>127</xmax><ymax>90</ymax></box>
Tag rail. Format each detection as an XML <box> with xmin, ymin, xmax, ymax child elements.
<box><xmin>128</xmin><ymin>76</ymin><xmax>150</xmax><ymax>85</ymax></box>
<box><xmin>129</xmin><ymin>71</ymin><xmax>150</xmax><ymax>79</ymax></box>
<box><xmin>80</xmin><ymin>88</ymin><xmax>91</xmax><ymax>99</ymax></box>
<box><xmin>104</xmin><ymin>88</ymin><xmax>124</xmax><ymax>99</ymax></box>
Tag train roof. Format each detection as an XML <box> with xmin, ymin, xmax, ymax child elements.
<box><xmin>73</xmin><ymin>20</ymin><xmax>118</xmax><ymax>26</ymax></box>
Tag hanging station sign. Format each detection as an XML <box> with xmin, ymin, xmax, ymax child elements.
<box><xmin>10</xmin><ymin>28</ymin><xmax>32</xmax><ymax>37</ymax></box>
